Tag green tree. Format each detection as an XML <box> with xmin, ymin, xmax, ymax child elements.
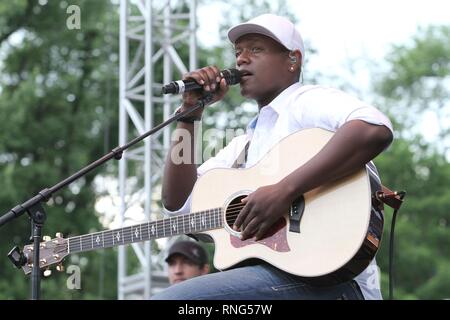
<box><xmin>0</xmin><ymin>0</ymin><xmax>119</xmax><ymax>299</ymax></box>
<box><xmin>376</xmin><ymin>25</ymin><xmax>450</xmax><ymax>150</ymax></box>
<box><xmin>373</xmin><ymin>25</ymin><xmax>450</xmax><ymax>299</ymax></box>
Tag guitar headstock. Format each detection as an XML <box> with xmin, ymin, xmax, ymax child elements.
<box><xmin>21</xmin><ymin>233</ymin><xmax>69</xmax><ymax>275</ymax></box>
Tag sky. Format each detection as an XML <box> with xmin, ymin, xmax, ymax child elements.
<box><xmin>289</xmin><ymin>0</ymin><xmax>449</xmax><ymax>69</ymax></box>
<box><xmin>197</xmin><ymin>0</ymin><xmax>449</xmax><ymax>83</ymax></box>
<box><xmin>198</xmin><ymin>0</ymin><xmax>449</xmax><ymax>73</ymax></box>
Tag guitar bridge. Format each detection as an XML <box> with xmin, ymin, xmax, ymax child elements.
<box><xmin>289</xmin><ymin>196</ymin><xmax>305</xmax><ymax>233</ymax></box>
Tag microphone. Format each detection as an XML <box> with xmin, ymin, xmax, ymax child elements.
<box><xmin>161</xmin><ymin>68</ymin><xmax>241</xmax><ymax>94</ymax></box>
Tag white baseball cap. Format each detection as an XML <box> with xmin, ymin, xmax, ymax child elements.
<box><xmin>227</xmin><ymin>14</ymin><xmax>305</xmax><ymax>63</ymax></box>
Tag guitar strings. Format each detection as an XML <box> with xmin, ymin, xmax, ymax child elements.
<box><xmin>71</xmin><ymin>211</ymin><xmax>220</xmax><ymax>249</ymax></box>
<box><xmin>70</xmin><ymin>203</ymin><xmax>245</xmax><ymax>248</ymax></box>
<box><xmin>226</xmin><ymin>202</ymin><xmax>247</xmax><ymax>209</ymax></box>
<box><xmin>68</xmin><ymin>200</ymin><xmax>261</xmax><ymax>252</ymax></box>
<box><xmin>69</xmin><ymin>205</ymin><xmax>252</xmax><ymax>253</ymax></box>
<box><xmin>67</xmin><ymin>208</ymin><xmax>224</xmax><ymax>252</ymax></box>
<box><xmin>103</xmin><ymin>206</ymin><xmax>244</xmax><ymax>245</ymax></box>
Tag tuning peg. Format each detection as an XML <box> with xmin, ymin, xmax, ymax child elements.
<box><xmin>43</xmin><ymin>236</ymin><xmax>51</xmax><ymax>242</ymax></box>
<box><xmin>56</xmin><ymin>263</ymin><xmax>65</xmax><ymax>272</ymax></box>
<box><xmin>56</xmin><ymin>232</ymin><xmax>64</xmax><ymax>238</ymax></box>
<box><xmin>43</xmin><ymin>268</ymin><xmax>52</xmax><ymax>277</ymax></box>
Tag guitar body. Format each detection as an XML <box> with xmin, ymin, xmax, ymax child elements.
<box><xmin>190</xmin><ymin>128</ymin><xmax>383</xmax><ymax>285</ymax></box>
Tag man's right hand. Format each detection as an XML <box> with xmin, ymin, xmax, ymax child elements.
<box><xmin>179</xmin><ymin>66</ymin><xmax>230</xmax><ymax>119</ymax></box>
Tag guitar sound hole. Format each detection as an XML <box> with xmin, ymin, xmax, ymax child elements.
<box><xmin>225</xmin><ymin>195</ymin><xmax>247</xmax><ymax>228</ymax></box>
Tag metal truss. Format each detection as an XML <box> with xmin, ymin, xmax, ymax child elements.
<box><xmin>118</xmin><ymin>0</ymin><xmax>197</xmax><ymax>299</ymax></box>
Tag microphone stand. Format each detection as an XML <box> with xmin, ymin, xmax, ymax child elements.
<box><xmin>1</xmin><ymin>93</ymin><xmax>213</xmax><ymax>300</ymax></box>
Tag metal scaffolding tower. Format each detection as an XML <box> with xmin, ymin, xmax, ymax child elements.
<box><xmin>118</xmin><ymin>0</ymin><xmax>197</xmax><ymax>299</ymax></box>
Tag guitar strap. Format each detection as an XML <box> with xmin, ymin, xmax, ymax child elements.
<box><xmin>231</xmin><ymin>140</ymin><xmax>250</xmax><ymax>169</ymax></box>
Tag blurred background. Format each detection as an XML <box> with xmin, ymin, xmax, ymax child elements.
<box><xmin>0</xmin><ymin>0</ymin><xmax>448</xmax><ymax>299</ymax></box>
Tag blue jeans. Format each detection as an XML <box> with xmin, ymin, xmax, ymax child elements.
<box><xmin>151</xmin><ymin>263</ymin><xmax>364</xmax><ymax>300</ymax></box>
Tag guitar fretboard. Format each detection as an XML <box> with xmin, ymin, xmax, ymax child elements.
<box><xmin>67</xmin><ymin>208</ymin><xmax>223</xmax><ymax>254</ymax></box>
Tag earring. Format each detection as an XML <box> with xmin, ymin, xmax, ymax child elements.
<box><xmin>290</xmin><ymin>66</ymin><xmax>294</xmax><ymax>72</ymax></box>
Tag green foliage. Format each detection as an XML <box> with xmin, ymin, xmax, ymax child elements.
<box><xmin>375</xmin><ymin>25</ymin><xmax>450</xmax><ymax>143</ymax></box>
<box><xmin>0</xmin><ymin>0</ymin><xmax>119</xmax><ymax>299</ymax></box>
<box><xmin>374</xmin><ymin>25</ymin><xmax>450</xmax><ymax>299</ymax></box>
<box><xmin>376</xmin><ymin>136</ymin><xmax>450</xmax><ymax>299</ymax></box>
<box><xmin>378</xmin><ymin>26</ymin><xmax>450</xmax><ymax>100</ymax></box>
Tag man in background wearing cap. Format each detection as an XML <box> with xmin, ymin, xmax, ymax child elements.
<box><xmin>165</xmin><ymin>240</ymin><xmax>209</xmax><ymax>285</ymax></box>
<box><xmin>154</xmin><ymin>14</ymin><xmax>393</xmax><ymax>300</ymax></box>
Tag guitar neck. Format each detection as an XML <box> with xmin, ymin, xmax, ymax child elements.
<box><xmin>67</xmin><ymin>208</ymin><xmax>223</xmax><ymax>254</ymax></box>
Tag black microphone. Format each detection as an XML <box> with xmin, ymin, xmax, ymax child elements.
<box><xmin>161</xmin><ymin>68</ymin><xmax>241</xmax><ymax>94</ymax></box>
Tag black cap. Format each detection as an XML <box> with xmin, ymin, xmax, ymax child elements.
<box><xmin>165</xmin><ymin>240</ymin><xmax>208</xmax><ymax>266</ymax></box>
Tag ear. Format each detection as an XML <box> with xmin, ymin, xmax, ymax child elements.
<box><xmin>201</xmin><ymin>264</ymin><xmax>210</xmax><ymax>275</ymax></box>
<box><xmin>288</xmin><ymin>50</ymin><xmax>302</xmax><ymax>73</ymax></box>
<box><xmin>289</xmin><ymin>54</ymin><xmax>297</xmax><ymax>64</ymax></box>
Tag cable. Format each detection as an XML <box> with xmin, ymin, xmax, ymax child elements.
<box><xmin>388</xmin><ymin>191</ymin><xmax>406</xmax><ymax>300</ymax></box>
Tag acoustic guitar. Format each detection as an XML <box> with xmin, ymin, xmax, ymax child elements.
<box><xmin>19</xmin><ymin>128</ymin><xmax>383</xmax><ymax>285</ymax></box>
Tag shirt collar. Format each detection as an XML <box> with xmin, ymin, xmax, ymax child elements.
<box><xmin>260</xmin><ymin>82</ymin><xmax>302</xmax><ymax>114</ymax></box>
<box><xmin>245</xmin><ymin>82</ymin><xmax>302</xmax><ymax>136</ymax></box>
<box><xmin>247</xmin><ymin>116</ymin><xmax>258</xmax><ymax>130</ymax></box>
<box><xmin>245</xmin><ymin>115</ymin><xmax>258</xmax><ymax>137</ymax></box>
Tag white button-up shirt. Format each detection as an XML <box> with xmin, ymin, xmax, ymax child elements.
<box><xmin>166</xmin><ymin>83</ymin><xmax>393</xmax><ymax>299</ymax></box>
